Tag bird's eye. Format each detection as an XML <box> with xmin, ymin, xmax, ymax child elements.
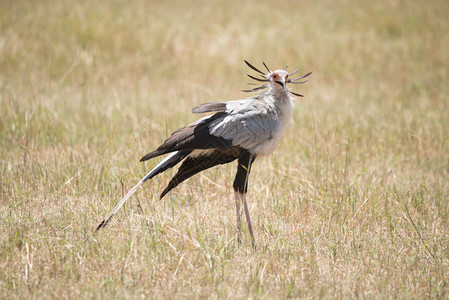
<box><xmin>272</xmin><ymin>74</ymin><xmax>277</xmax><ymax>79</ymax></box>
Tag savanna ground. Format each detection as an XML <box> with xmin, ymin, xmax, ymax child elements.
<box><xmin>1</xmin><ymin>0</ymin><xmax>448</xmax><ymax>298</ymax></box>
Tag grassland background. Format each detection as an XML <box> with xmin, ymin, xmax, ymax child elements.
<box><xmin>1</xmin><ymin>0</ymin><xmax>448</xmax><ymax>298</ymax></box>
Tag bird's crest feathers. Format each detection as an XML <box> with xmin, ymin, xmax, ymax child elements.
<box><xmin>243</xmin><ymin>60</ymin><xmax>312</xmax><ymax>97</ymax></box>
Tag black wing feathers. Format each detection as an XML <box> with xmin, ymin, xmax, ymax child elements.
<box><xmin>140</xmin><ymin>112</ymin><xmax>233</xmax><ymax>162</ymax></box>
<box><xmin>160</xmin><ymin>147</ymin><xmax>243</xmax><ymax>198</ymax></box>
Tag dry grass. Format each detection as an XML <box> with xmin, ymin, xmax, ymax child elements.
<box><xmin>1</xmin><ymin>0</ymin><xmax>449</xmax><ymax>298</ymax></box>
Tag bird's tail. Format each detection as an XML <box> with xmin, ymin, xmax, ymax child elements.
<box><xmin>95</xmin><ymin>179</ymin><xmax>145</xmax><ymax>231</ymax></box>
<box><xmin>95</xmin><ymin>150</ymin><xmax>191</xmax><ymax>231</ymax></box>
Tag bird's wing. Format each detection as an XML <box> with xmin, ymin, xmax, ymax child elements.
<box><xmin>208</xmin><ymin>101</ymin><xmax>282</xmax><ymax>152</ymax></box>
<box><xmin>140</xmin><ymin>113</ymin><xmax>235</xmax><ymax>161</ymax></box>
<box><xmin>159</xmin><ymin>147</ymin><xmax>243</xmax><ymax>198</ymax></box>
<box><xmin>141</xmin><ymin>98</ymin><xmax>281</xmax><ymax>161</ymax></box>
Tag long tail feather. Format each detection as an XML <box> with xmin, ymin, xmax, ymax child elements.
<box><xmin>95</xmin><ymin>151</ymin><xmax>190</xmax><ymax>231</ymax></box>
<box><xmin>95</xmin><ymin>179</ymin><xmax>145</xmax><ymax>231</ymax></box>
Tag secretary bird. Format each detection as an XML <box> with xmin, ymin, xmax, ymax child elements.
<box><xmin>96</xmin><ymin>60</ymin><xmax>311</xmax><ymax>246</ymax></box>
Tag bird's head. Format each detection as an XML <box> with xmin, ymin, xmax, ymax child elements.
<box><xmin>242</xmin><ymin>60</ymin><xmax>312</xmax><ymax>97</ymax></box>
<box><xmin>267</xmin><ymin>69</ymin><xmax>289</xmax><ymax>90</ymax></box>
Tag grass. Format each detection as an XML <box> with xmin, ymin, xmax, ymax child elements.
<box><xmin>1</xmin><ymin>0</ymin><xmax>448</xmax><ymax>298</ymax></box>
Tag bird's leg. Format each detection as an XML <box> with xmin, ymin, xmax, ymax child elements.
<box><xmin>234</xmin><ymin>191</ymin><xmax>242</xmax><ymax>244</ymax></box>
<box><xmin>233</xmin><ymin>151</ymin><xmax>257</xmax><ymax>248</ymax></box>
<box><xmin>241</xmin><ymin>192</ymin><xmax>256</xmax><ymax>249</ymax></box>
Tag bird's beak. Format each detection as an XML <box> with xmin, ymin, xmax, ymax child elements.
<box><xmin>276</xmin><ymin>77</ymin><xmax>286</xmax><ymax>89</ymax></box>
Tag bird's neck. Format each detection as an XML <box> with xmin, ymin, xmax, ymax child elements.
<box><xmin>264</xmin><ymin>86</ymin><xmax>294</xmax><ymax>124</ymax></box>
<box><xmin>269</xmin><ymin>86</ymin><xmax>290</xmax><ymax>100</ymax></box>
